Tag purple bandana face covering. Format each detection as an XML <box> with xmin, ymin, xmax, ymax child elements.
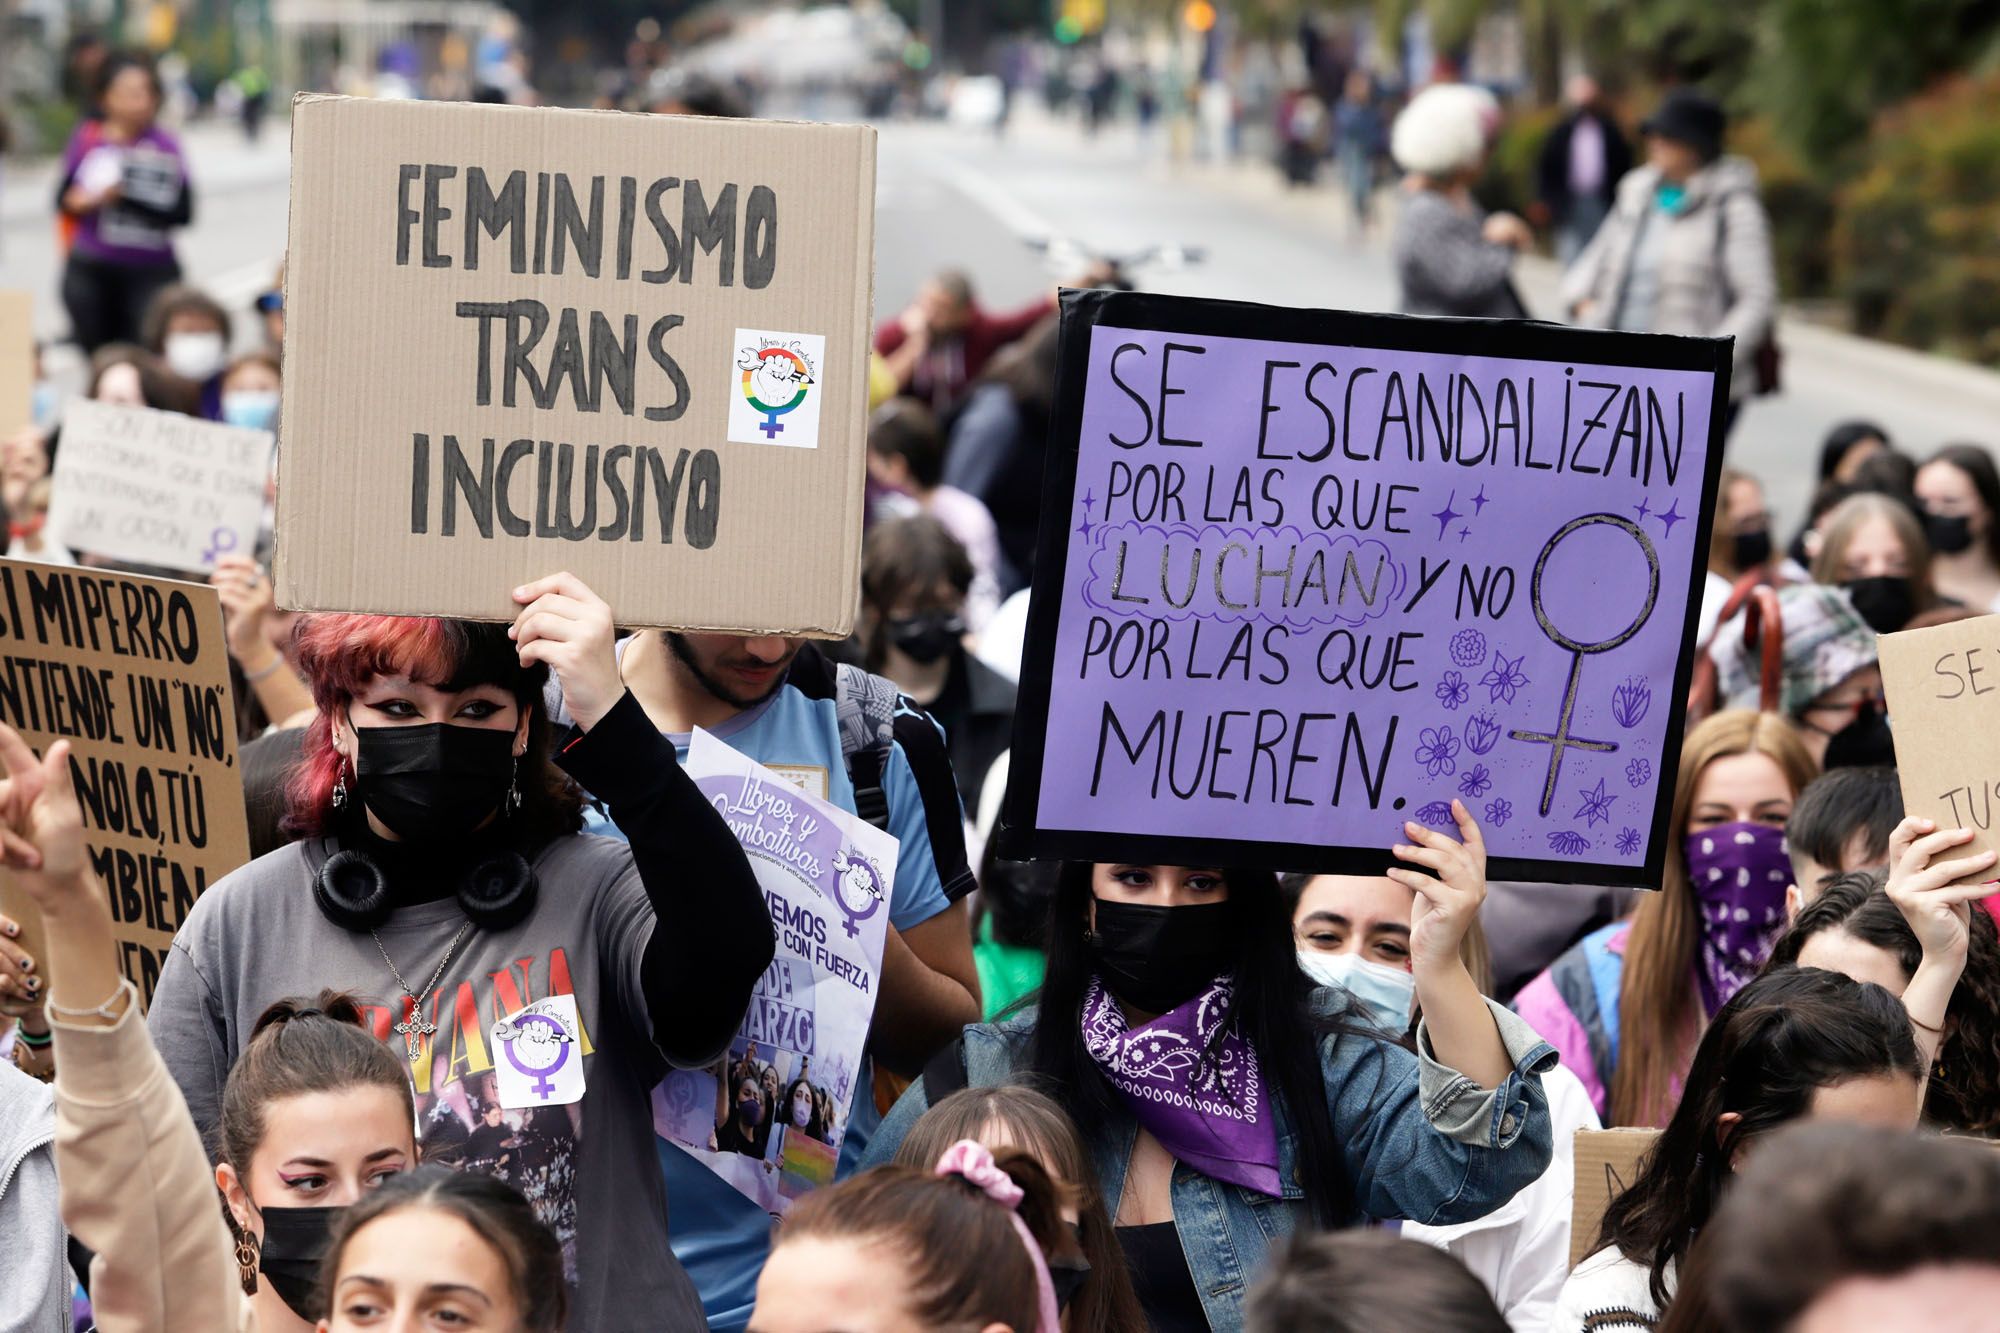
<box><xmin>1685</xmin><ymin>821</ymin><xmax>1792</xmax><ymax>1016</ymax></box>
<box><xmin>1081</xmin><ymin>974</ymin><xmax>1282</xmax><ymax>1198</ymax></box>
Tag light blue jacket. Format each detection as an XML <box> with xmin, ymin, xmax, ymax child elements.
<box><xmin>862</xmin><ymin>990</ymin><xmax>1557</xmax><ymax>1333</ymax></box>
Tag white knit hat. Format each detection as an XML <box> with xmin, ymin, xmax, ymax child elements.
<box><xmin>1390</xmin><ymin>83</ymin><xmax>1501</xmax><ymax>177</ymax></box>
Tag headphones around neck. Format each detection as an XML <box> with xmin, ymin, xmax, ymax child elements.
<box><xmin>312</xmin><ymin>844</ymin><xmax>539</xmax><ymax>933</ymax></box>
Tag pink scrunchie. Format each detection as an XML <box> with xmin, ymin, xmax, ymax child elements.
<box><xmin>934</xmin><ymin>1139</ymin><xmax>1062</xmax><ymax>1333</ymax></box>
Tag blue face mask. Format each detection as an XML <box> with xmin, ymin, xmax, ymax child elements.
<box><xmin>1298</xmin><ymin>950</ymin><xmax>1417</xmax><ymax>1032</ymax></box>
<box><xmin>1655</xmin><ymin>182</ymin><xmax>1688</xmax><ymax>214</ymax></box>
<box><xmin>29</xmin><ymin>382</ymin><xmax>59</xmax><ymax>428</ymax></box>
<box><xmin>221</xmin><ymin>389</ymin><xmax>280</xmax><ymax>432</ymax></box>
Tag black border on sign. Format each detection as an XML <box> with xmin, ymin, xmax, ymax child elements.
<box><xmin>993</xmin><ymin>288</ymin><xmax>1733</xmax><ymax>888</ymax></box>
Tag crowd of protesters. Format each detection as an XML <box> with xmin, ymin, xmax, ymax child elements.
<box><xmin>3</xmin><ymin>43</ymin><xmax>2000</xmax><ymax>1333</ymax></box>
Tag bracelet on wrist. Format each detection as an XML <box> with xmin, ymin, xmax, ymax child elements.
<box><xmin>14</xmin><ymin>1025</ymin><xmax>51</xmax><ymax>1048</ymax></box>
<box><xmin>47</xmin><ymin>979</ymin><xmax>133</xmax><ymax>1025</ymax></box>
<box><xmin>242</xmin><ymin>652</ymin><xmax>286</xmax><ymax>682</ymax></box>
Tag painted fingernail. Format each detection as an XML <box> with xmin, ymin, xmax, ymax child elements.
<box><xmin>24</xmin><ymin>978</ymin><xmax>37</xmax><ymax>992</ymax></box>
<box><xmin>3</xmin><ymin>922</ymin><xmax>14</xmax><ymax>937</ymax></box>
<box><xmin>19</xmin><ymin>959</ymin><xmax>29</xmax><ymax>973</ymax></box>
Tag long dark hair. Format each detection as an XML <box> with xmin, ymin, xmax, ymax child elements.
<box><xmin>1024</xmin><ymin>862</ymin><xmax>1356</xmax><ymax>1225</ymax></box>
<box><xmin>324</xmin><ymin>1166</ymin><xmax>567</xmax><ymax>1332</ymax></box>
<box><xmin>1768</xmin><ymin>870</ymin><xmax>2000</xmax><ymax>1136</ymax></box>
<box><xmin>1592</xmin><ymin>966</ymin><xmax>1922</xmax><ymax>1310</ymax></box>
<box><xmin>1926</xmin><ymin>442</ymin><xmax>2000</xmax><ymax>568</ymax></box>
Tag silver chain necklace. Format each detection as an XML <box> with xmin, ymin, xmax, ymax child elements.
<box><xmin>373</xmin><ymin>921</ymin><xmax>475</xmax><ymax>1062</ymax></box>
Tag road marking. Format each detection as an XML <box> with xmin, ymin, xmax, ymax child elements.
<box><xmin>918</xmin><ymin>151</ymin><xmax>1055</xmax><ymax>243</ymax></box>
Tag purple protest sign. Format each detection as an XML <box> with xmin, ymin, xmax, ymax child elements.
<box><xmin>998</xmin><ymin>290</ymin><xmax>1731</xmax><ymax>886</ymax></box>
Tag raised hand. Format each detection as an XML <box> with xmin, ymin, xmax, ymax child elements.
<box><xmin>510</xmin><ymin>572</ymin><xmax>623</xmax><ymax>730</ymax></box>
<box><xmin>1391</xmin><ymin>799</ymin><xmax>1488</xmax><ymax>980</ymax></box>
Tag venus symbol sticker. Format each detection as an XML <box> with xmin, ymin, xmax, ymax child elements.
<box><xmin>727</xmin><ymin>329</ymin><xmax>827</xmax><ymax>448</ymax></box>
<box><xmin>491</xmin><ymin>994</ymin><xmax>587</xmax><ymax>1109</ymax></box>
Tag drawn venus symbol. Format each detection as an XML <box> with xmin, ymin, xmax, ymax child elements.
<box><xmin>495</xmin><ymin>1013</ymin><xmax>573</xmax><ymax>1100</ymax></box>
<box><xmin>1509</xmin><ymin>513</ymin><xmax>1661</xmax><ymax>817</ymax></box>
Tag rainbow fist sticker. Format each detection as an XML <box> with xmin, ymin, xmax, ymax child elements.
<box><xmin>728</xmin><ymin>329</ymin><xmax>827</xmax><ymax>449</ymax></box>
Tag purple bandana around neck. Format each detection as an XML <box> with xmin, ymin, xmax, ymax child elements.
<box><xmin>1684</xmin><ymin>821</ymin><xmax>1792</xmax><ymax>1017</ymax></box>
<box><xmin>1080</xmin><ymin>974</ymin><xmax>1283</xmax><ymax>1198</ymax></box>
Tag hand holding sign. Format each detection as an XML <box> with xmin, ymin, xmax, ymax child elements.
<box><xmin>510</xmin><ymin>572</ymin><xmax>622</xmax><ymax>731</ymax></box>
<box><xmin>1884</xmin><ymin>813</ymin><xmax>1991</xmax><ymax>1064</ymax></box>
<box><xmin>1392</xmin><ymin>798</ymin><xmax>1488</xmax><ymax>977</ymax></box>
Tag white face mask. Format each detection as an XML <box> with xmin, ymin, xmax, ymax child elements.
<box><xmin>792</xmin><ymin>1096</ymin><xmax>814</xmax><ymax>1128</ymax></box>
<box><xmin>164</xmin><ymin>330</ymin><xmax>227</xmax><ymax>381</ymax></box>
<box><xmin>1297</xmin><ymin>949</ymin><xmax>1417</xmax><ymax>1032</ymax></box>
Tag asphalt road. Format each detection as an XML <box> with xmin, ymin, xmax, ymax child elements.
<box><xmin>5</xmin><ymin>110</ymin><xmax>1996</xmax><ymax>537</ymax></box>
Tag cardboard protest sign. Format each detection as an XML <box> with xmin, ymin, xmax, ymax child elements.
<box><xmin>277</xmin><ymin>94</ymin><xmax>876</xmax><ymax>635</ymax></box>
<box><xmin>999</xmin><ymin>290</ymin><xmax>1730</xmax><ymax>885</ymax></box>
<box><xmin>0</xmin><ymin>561</ymin><xmax>249</xmax><ymax>1007</ymax></box>
<box><xmin>653</xmin><ymin>730</ymin><xmax>895</xmax><ymax>1213</ymax></box>
<box><xmin>1569</xmin><ymin>1128</ymin><xmax>1657</xmax><ymax>1267</ymax></box>
<box><xmin>47</xmin><ymin>399</ymin><xmax>274</xmax><ymax>573</ymax></box>
<box><xmin>1880</xmin><ymin>616</ymin><xmax>2000</xmax><ymax>883</ymax></box>
<box><xmin>0</xmin><ymin>291</ymin><xmax>30</xmax><ymax>435</ymax></box>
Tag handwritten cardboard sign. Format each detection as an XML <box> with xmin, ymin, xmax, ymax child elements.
<box><xmin>0</xmin><ymin>291</ymin><xmax>30</xmax><ymax>434</ymax></box>
<box><xmin>276</xmin><ymin>95</ymin><xmax>876</xmax><ymax>635</ymax></box>
<box><xmin>0</xmin><ymin>561</ymin><xmax>249</xmax><ymax>1007</ymax></box>
<box><xmin>1569</xmin><ymin>1128</ymin><xmax>1657</xmax><ymax>1267</ymax></box>
<box><xmin>48</xmin><ymin>398</ymin><xmax>273</xmax><ymax>573</ymax></box>
<box><xmin>998</xmin><ymin>291</ymin><xmax>1730</xmax><ymax>885</ymax></box>
<box><xmin>1880</xmin><ymin>616</ymin><xmax>2000</xmax><ymax>883</ymax></box>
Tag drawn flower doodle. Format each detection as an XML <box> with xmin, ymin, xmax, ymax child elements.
<box><xmin>1414</xmin><ymin>726</ymin><xmax>1460</xmax><ymax>777</ymax></box>
<box><xmin>1616</xmin><ymin>827</ymin><xmax>1642</xmax><ymax>856</ymax></box>
<box><xmin>1484</xmin><ymin>798</ymin><xmax>1513</xmax><ymax>827</ymax></box>
<box><xmin>1413</xmin><ymin>801</ymin><xmax>1456</xmax><ymax>827</ymax></box>
<box><xmin>1435</xmin><ymin>671</ymin><xmax>1470</xmax><ymax>711</ymax></box>
<box><xmin>1611</xmin><ymin>676</ymin><xmax>1653</xmax><ymax>729</ymax></box>
<box><xmin>1626</xmin><ymin>758</ymin><xmax>1652</xmax><ymax>788</ymax></box>
<box><xmin>1458</xmin><ymin>764</ymin><xmax>1493</xmax><ymax>799</ymax></box>
<box><xmin>1480</xmin><ymin>651</ymin><xmax>1530</xmax><ymax>705</ymax></box>
<box><xmin>1575</xmin><ymin>778</ymin><xmax>1616</xmax><ymax>828</ymax></box>
<box><xmin>1464</xmin><ymin>712</ymin><xmax>1501</xmax><ymax>755</ymax></box>
<box><xmin>1449</xmin><ymin>628</ymin><xmax>1489</xmax><ymax>669</ymax></box>
<box><xmin>1548</xmin><ymin>830</ymin><xmax>1593</xmax><ymax>856</ymax></box>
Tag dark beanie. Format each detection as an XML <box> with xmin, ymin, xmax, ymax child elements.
<box><xmin>1642</xmin><ymin>89</ymin><xmax>1726</xmax><ymax>162</ymax></box>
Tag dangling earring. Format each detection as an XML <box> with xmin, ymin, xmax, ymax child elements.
<box><xmin>506</xmin><ymin>754</ymin><xmax>522</xmax><ymax>816</ymax></box>
<box><xmin>332</xmin><ymin>759</ymin><xmax>350</xmax><ymax>810</ymax></box>
<box><xmin>235</xmin><ymin>1230</ymin><xmax>260</xmax><ymax>1294</ymax></box>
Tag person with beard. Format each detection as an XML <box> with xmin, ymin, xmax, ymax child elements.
<box><xmin>1705</xmin><ymin>582</ymin><xmax>1892</xmax><ymax>770</ymax></box>
<box><xmin>551</xmin><ymin>606</ymin><xmax>981</xmax><ymax>1333</ymax></box>
<box><xmin>859</xmin><ymin>515</ymin><xmax>1015</xmax><ymax>816</ymax></box>
<box><xmin>1517</xmin><ymin>710</ymin><xmax>1819</xmax><ymax>1126</ymax></box>
<box><xmin>1916</xmin><ymin>444</ymin><xmax>2000</xmax><ymax>614</ymax></box>
<box><xmin>1810</xmin><ymin>491</ymin><xmax>1938</xmax><ymax>635</ymax></box>
<box><xmin>144</xmin><ymin>576</ymin><xmax>774</xmax><ymax>1331</ymax></box>
<box><xmin>863</xmin><ymin>805</ymin><xmax>1557</xmax><ymax>1333</ymax></box>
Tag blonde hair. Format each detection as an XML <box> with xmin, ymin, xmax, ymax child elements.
<box><xmin>1391</xmin><ymin>84</ymin><xmax>1499</xmax><ymax>179</ymax></box>
<box><xmin>1809</xmin><ymin>492</ymin><xmax>1936</xmax><ymax>611</ymax></box>
<box><xmin>1610</xmin><ymin>710</ymin><xmax>1819</xmax><ymax>1127</ymax></box>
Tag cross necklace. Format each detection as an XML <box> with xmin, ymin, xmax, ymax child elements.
<box><xmin>373</xmin><ymin>920</ymin><xmax>475</xmax><ymax>1062</ymax></box>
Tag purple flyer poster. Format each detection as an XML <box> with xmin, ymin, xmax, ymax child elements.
<box><xmin>998</xmin><ymin>290</ymin><xmax>1731</xmax><ymax>887</ymax></box>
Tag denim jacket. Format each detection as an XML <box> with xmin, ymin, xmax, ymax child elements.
<box><xmin>862</xmin><ymin>989</ymin><xmax>1557</xmax><ymax>1333</ymax></box>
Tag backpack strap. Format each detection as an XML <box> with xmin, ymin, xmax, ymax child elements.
<box><xmin>835</xmin><ymin>663</ymin><xmax>901</xmax><ymax>832</ymax></box>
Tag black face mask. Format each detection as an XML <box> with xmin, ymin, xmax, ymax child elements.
<box><xmin>257</xmin><ymin>1204</ymin><xmax>341</xmax><ymax>1321</ymax></box>
<box><xmin>1730</xmin><ymin>528</ymin><xmax>1772</xmax><ymax>571</ymax></box>
<box><xmin>353</xmin><ymin>722</ymin><xmax>515</xmax><ymax>839</ymax></box>
<box><xmin>1822</xmin><ymin>698</ymin><xmax>1896</xmax><ymax>770</ymax></box>
<box><xmin>1925</xmin><ymin>511</ymin><xmax>1976</xmax><ymax>556</ymax></box>
<box><xmin>1842</xmin><ymin>576</ymin><xmax>1916</xmax><ymax>635</ymax></box>
<box><xmin>1087</xmin><ymin>898</ymin><xmax>1236</xmax><ymax>1015</ymax></box>
<box><xmin>887</xmin><ymin>610</ymin><xmax>964</xmax><ymax>665</ymax></box>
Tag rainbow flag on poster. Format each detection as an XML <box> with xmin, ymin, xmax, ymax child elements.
<box><xmin>779</xmin><ymin>1127</ymin><xmax>840</xmax><ymax>1200</ymax></box>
